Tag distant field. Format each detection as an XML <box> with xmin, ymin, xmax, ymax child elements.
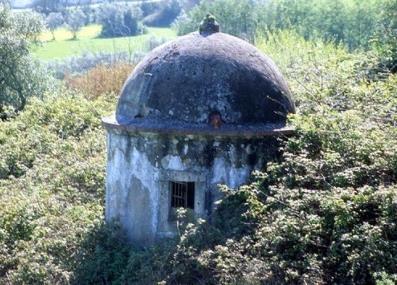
<box><xmin>33</xmin><ymin>25</ymin><xmax>176</xmax><ymax>60</ymax></box>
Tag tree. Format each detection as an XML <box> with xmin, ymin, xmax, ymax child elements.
<box><xmin>46</xmin><ymin>12</ymin><xmax>64</xmax><ymax>40</ymax></box>
<box><xmin>178</xmin><ymin>0</ymin><xmax>200</xmax><ymax>12</ymax></box>
<box><xmin>173</xmin><ymin>0</ymin><xmax>257</xmax><ymax>42</ymax></box>
<box><xmin>143</xmin><ymin>0</ymin><xmax>182</xmax><ymax>27</ymax></box>
<box><xmin>373</xmin><ymin>0</ymin><xmax>397</xmax><ymax>72</ymax></box>
<box><xmin>0</xmin><ymin>4</ymin><xmax>50</xmax><ymax>113</ymax></box>
<box><xmin>66</xmin><ymin>8</ymin><xmax>86</xmax><ymax>40</ymax></box>
<box><xmin>97</xmin><ymin>3</ymin><xmax>144</xmax><ymax>38</ymax></box>
<box><xmin>140</xmin><ymin>1</ymin><xmax>161</xmax><ymax>17</ymax></box>
<box><xmin>33</xmin><ymin>0</ymin><xmax>65</xmax><ymax>15</ymax></box>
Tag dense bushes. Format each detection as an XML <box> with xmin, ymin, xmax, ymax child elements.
<box><xmin>258</xmin><ymin>30</ymin><xmax>397</xmax><ymax>188</ymax></box>
<box><xmin>0</xmin><ymin>91</ymin><xmax>109</xmax><ymax>179</ymax></box>
<box><xmin>165</xmin><ymin>184</ymin><xmax>397</xmax><ymax>284</ymax></box>
<box><xmin>0</xmin><ymin>89</ymin><xmax>113</xmax><ymax>283</ymax></box>
<box><xmin>46</xmin><ymin>51</ymin><xmax>145</xmax><ymax>79</ymax></box>
<box><xmin>65</xmin><ymin>63</ymin><xmax>134</xmax><ymax>99</ymax></box>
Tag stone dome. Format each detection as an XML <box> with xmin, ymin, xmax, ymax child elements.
<box><xmin>116</xmin><ymin>22</ymin><xmax>295</xmax><ymax>128</ymax></box>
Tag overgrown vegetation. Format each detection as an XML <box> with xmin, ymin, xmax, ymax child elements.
<box><xmin>0</xmin><ymin>91</ymin><xmax>112</xmax><ymax>284</ymax></box>
<box><xmin>1</xmin><ymin>0</ymin><xmax>396</xmax><ymax>284</ymax></box>
<box><xmin>65</xmin><ymin>63</ymin><xmax>134</xmax><ymax>99</ymax></box>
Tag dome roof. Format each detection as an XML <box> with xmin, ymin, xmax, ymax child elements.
<box><xmin>116</xmin><ymin>20</ymin><xmax>295</xmax><ymax>128</ymax></box>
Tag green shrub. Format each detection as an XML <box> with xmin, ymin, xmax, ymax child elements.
<box><xmin>0</xmin><ymin>89</ymin><xmax>113</xmax><ymax>283</ymax></box>
<box><xmin>0</xmin><ymin>91</ymin><xmax>110</xmax><ymax>180</ymax></box>
<box><xmin>257</xmin><ymin>31</ymin><xmax>397</xmax><ymax>189</ymax></box>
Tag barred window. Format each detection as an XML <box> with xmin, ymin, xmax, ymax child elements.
<box><xmin>170</xmin><ymin>181</ymin><xmax>195</xmax><ymax>209</ymax></box>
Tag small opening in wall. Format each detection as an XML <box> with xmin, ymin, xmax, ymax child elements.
<box><xmin>208</xmin><ymin>110</ymin><xmax>223</xmax><ymax>128</ymax></box>
<box><xmin>170</xmin><ymin>181</ymin><xmax>195</xmax><ymax>209</ymax></box>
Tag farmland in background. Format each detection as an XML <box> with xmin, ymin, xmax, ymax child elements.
<box><xmin>34</xmin><ymin>25</ymin><xmax>175</xmax><ymax>60</ymax></box>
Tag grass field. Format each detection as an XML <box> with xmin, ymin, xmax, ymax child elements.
<box><xmin>33</xmin><ymin>25</ymin><xmax>176</xmax><ymax>60</ymax></box>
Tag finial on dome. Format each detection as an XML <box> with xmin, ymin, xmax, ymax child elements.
<box><xmin>199</xmin><ymin>14</ymin><xmax>220</xmax><ymax>35</ymax></box>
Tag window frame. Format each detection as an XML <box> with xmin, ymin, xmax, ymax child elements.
<box><xmin>157</xmin><ymin>170</ymin><xmax>207</xmax><ymax>237</ymax></box>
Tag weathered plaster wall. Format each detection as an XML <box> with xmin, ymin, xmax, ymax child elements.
<box><xmin>105</xmin><ymin>129</ymin><xmax>280</xmax><ymax>245</ymax></box>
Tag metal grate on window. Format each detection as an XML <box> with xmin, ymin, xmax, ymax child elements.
<box><xmin>170</xmin><ymin>181</ymin><xmax>195</xmax><ymax>209</ymax></box>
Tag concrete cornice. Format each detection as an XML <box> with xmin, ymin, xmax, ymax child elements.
<box><xmin>102</xmin><ymin>114</ymin><xmax>295</xmax><ymax>139</ymax></box>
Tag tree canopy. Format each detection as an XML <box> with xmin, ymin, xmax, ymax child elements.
<box><xmin>0</xmin><ymin>4</ymin><xmax>50</xmax><ymax>113</ymax></box>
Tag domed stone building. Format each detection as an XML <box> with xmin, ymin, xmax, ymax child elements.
<box><xmin>102</xmin><ymin>16</ymin><xmax>295</xmax><ymax>246</ymax></box>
